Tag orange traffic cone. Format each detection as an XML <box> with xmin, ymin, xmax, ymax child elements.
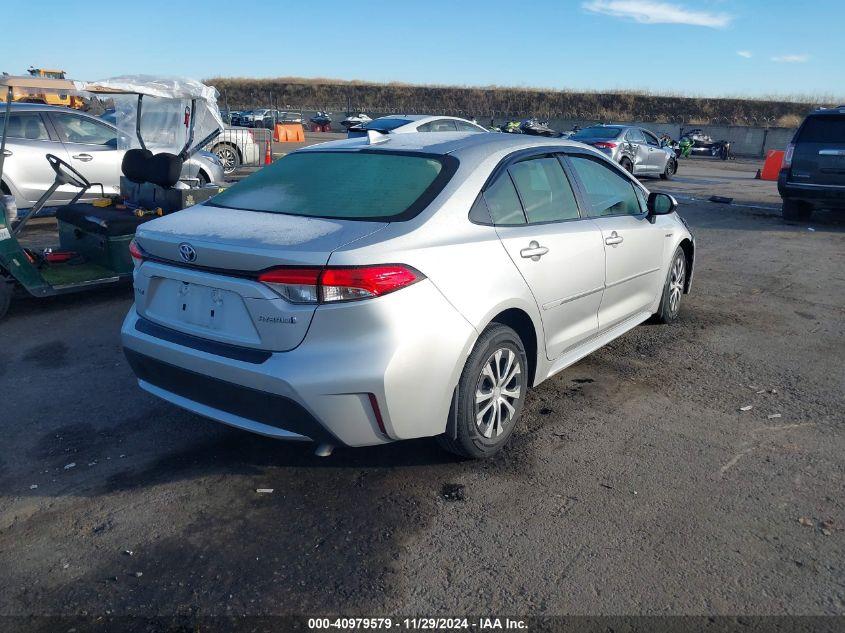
<box><xmin>264</xmin><ymin>139</ymin><xmax>272</xmax><ymax>165</ymax></box>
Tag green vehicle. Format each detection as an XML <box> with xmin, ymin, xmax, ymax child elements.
<box><xmin>0</xmin><ymin>75</ymin><xmax>225</xmax><ymax>321</ymax></box>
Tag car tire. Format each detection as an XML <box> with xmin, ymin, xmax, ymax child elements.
<box><xmin>196</xmin><ymin>170</ymin><xmax>209</xmax><ymax>187</ymax></box>
<box><xmin>660</xmin><ymin>158</ymin><xmax>676</xmax><ymax>180</ymax></box>
<box><xmin>654</xmin><ymin>246</ymin><xmax>687</xmax><ymax>324</ymax></box>
<box><xmin>212</xmin><ymin>143</ymin><xmax>241</xmax><ymax>174</ymax></box>
<box><xmin>621</xmin><ymin>157</ymin><xmax>634</xmax><ymax>173</ymax></box>
<box><xmin>782</xmin><ymin>199</ymin><xmax>812</xmax><ymax>222</ymax></box>
<box><xmin>0</xmin><ymin>277</ymin><xmax>13</xmax><ymax>321</ymax></box>
<box><xmin>437</xmin><ymin>323</ymin><xmax>529</xmax><ymax>459</ymax></box>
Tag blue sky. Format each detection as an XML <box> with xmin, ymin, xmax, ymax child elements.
<box><xmin>3</xmin><ymin>0</ymin><xmax>842</xmax><ymax>99</ymax></box>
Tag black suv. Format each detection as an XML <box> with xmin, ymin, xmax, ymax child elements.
<box><xmin>779</xmin><ymin>106</ymin><xmax>845</xmax><ymax>221</ymax></box>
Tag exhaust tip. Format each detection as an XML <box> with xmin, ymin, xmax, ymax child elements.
<box><xmin>314</xmin><ymin>443</ymin><xmax>334</xmax><ymax>457</ymax></box>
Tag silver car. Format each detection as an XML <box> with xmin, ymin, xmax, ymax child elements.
<box><xmin>570</xmin><ymin>125</ymin><xmax>678</xmax><ymax>179</ymax></box>
<box><xmin>122</xmin><ymin>132</ymin><xmax>694</xmax><ymax>458</ymax></box>
<box><xmin>348</xmin><ymin>114</ymin><xmax>488</xmax><ymax>137</ymax></box>
<box><xmin>0</xmin><ymin>103</ymin><xmax>224</xmax><ymax>208</ymax></box>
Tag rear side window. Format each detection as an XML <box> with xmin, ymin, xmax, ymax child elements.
<box><xmin>508</xmin><ymin>157</ymin><xmax>579</xmax><ymax>223</ymax></box>
<box><xmin>419</xmin><ymin>119</ymin><xmax>458</xmax><ymax>132</ymax></box>
<box><xmin>568</xmin><ymin>156</ymin><xmax>643</xmax><ymax>217</ymax></box>
<box><xmin>483</xmin><ymin>174</ymin><xmax>525</xmax><ymax>225</ymax></box>
<box><xmin>797</xmin><ymin>116</ymin><xmax>845</xmax><ymax>143</ymax></box>
<box><xmin>208</xmin><ymin>151</ymin><xmax>455</xmax><ymax>221</ymax></box>
<box><xmin>0</xmin><ymin>112</ymin><xmax>50</xmax><ymax>140</ymax></box>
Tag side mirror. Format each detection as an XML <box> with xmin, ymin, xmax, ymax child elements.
<box><xmin>647</xmin><ymin>192</ymin><xmax>677</xmax><ymax>218</ymax></box>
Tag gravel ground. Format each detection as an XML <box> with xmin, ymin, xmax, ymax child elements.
<box><xmin>0</xmin><ymin>157</ymin><xmax>843</xmax><ymax>629</ymax></box>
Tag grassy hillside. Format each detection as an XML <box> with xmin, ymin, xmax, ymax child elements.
<box><xmin>207</xmin><ymin>77</ymin><xmax>831</xmax><ymax>128</ymax></box>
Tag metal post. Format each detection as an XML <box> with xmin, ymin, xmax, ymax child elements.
<box><xmin>0</xmin><ymin>86</ymin><xmax>13</xmax><ymax>182</ymax></box>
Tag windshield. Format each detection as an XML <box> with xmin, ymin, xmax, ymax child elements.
<box><xmin>363</xmin><ymin>118</ymin><xmax>413</xmax><ymax>131</ymax></box>
<box><xmin>207</xmin><ymin>150</ymin><xmax>457</xmax><ymax>221</ymax></box>
<box><xmin>571</xmin><ymin>127</ymin><xmax>623</xmax><ymax>140</ymax></box>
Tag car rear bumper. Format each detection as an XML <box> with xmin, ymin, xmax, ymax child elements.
<box><xmin>121</xmin><ymin>279</ymin><xmax>477</xmax><ymax>447</ymax></box>
<box><xmin>778</xmin><ymin>172</ymin><xmax>845</xmax><ymax>208</ymax></box>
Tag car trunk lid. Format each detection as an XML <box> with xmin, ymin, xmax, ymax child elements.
<box><xmin>132</xmin><ymin>205</ymin><xmax>387</xmax><ymax>352</ymax></box>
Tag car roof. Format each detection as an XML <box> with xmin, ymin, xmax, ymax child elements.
<box><xmin>1</xmin><ymin>102</ymin><xmax>77</xmax><ymax>112</ymax></box>
<box><xmin>373</xmin><ymin>114</ymin><xmax>477</xmax><ymax>124</ymax></box>
<box><xmin>299</xmin><ymin>131</ymin><xmax>586</xmax><ymax>162</ymax></box>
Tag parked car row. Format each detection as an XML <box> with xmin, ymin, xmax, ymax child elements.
<box><xmin>228</xmin><ymin>109</ymin><xmax>302</xmax><ymax>129</ymax></box>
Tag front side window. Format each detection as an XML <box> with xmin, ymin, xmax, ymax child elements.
<box><xmin>508</xmin><ymin>157</ymin><xmax>579</xmax><ymax>223</ymax></box>
<box><xmin>643</xmin><ymin>130</ymin><xmax>660</xmax><ymax>147</ymax></box>
<box><xmin>482</xmin><ymin>173</ymin><xmax>525</xmax><ymax>225</ymax></box>
<box><xmin>52</xmin><ymin>114</ymin><xmax>116</xmax><ymax>146</ymax></box>
<box><xmin>568</xmin><ymin>156</ymin><xmax>643</xmax><ymax>218</ymax></box>
<box><xmin>208</xmin><ymin>150</ymin><xmax>452</xmax><ymax>221</ymax></box>
<box><xmin>455</xmin><ymin>120</ymin><xmax>483</xmax><ymax>132</ymax></box>
<box><xmin>0</xmin><ymin>112</ymin><xmax>50</xmax><ymax>140</ymax></box>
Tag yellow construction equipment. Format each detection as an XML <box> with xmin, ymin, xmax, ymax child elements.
<box><xmin>0</xmin><ymin>68</ymin><xmax>85</xmax><ymax>109</ymax></box>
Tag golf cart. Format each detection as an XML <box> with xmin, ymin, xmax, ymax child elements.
<box><xmin>0</xmin><ymin>75</ymin><xmax>225</xmax><ymax>320</ymax></box>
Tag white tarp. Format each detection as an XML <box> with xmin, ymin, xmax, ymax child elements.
<box><xmin>77</xmin><ymin>76</ymin><xmax>224</xmax><ymax>154</ymax></box>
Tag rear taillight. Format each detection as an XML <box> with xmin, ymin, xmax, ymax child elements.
<box><xmin>593</xmin><ymin>141</ymin><xmax>618</xmax><ymax>149</ymax></box>
<box><xmin>783</xmin><ymin>143</ymin><xmax>795</xmax><ymax>169</ymax></box>
<box><xmin>128</xmin><ymin>239</ymin><xmax>146</xmax><ymax>267</ymax></box>
<box><xmin>257</xmin><ymin>264</ymin><xmax>423</xmax><ymax>304</ymax></box>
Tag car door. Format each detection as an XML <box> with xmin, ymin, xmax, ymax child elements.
<box><xmin>0</xmin><ymin>110</ymin><xmax>73</xmax><ymax>206</ymax></box>
<box><xmin>49</xmin><ymin>111</ymin><xmax>123</xmax><ymax>195</ymax></box>
<box><xmin>642</xmin><ymin>129</ymin><xmax>667</xmax><ymax>172</ymax></box>
<box><xmin>624</xmin><ymin>128</ymin><xmax>651</xmax><ymax>174</ymax></box>
<box><xmin>483</xmin><ymin>154</ymin><xmax>606</xmax><ymax>359</ymax></box>
<box><xmin>565</xmin><ymin>153</ymin><xmax>666</xmax><ymax>330</ymax></box>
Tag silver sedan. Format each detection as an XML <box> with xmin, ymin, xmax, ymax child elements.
<box><xmin>122</xmin><ymin>132</ymin><xmax>694</xmax><ymax>459</ymax></box>
<box><xmin>570</xmin><ymin>124</ymin><xmax>678</xmax><ymax>179</ymax></box>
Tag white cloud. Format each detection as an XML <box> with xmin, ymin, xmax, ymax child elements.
<box><xmin>582</xmin><ymin>0</ymin><xmax>732</xmax><ymax>28</ymax></box>
<box><xmin>737</xmin><ymin>50</ymin><xmax>753</xmax><ymax>58</ymax></box>
<box><xmin>771</xmin><ymin>54</ymin><xmax>810</xmax><ymax>63</ymax></box>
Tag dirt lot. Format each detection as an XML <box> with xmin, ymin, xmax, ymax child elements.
<box><xmin>0</xmin><ymin>157</ymin><xmax>843</xmax><ymax>629</ymax></box>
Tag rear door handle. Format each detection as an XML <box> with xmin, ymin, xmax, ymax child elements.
<box><xmin>520</xmin><ymin>240</ymin><xmax>549</xmax><ymax>261</ymax></box>
<box><xmin>2</xmin><ymin>149</ymin><xmax>11</xmax><ymax>157</ymax></box>
<box><xmin>605</xmin><ymin>231</ymin><xmax>624</xmax><ymax>246</ymax></box>
<box><xmin>819</xmin><ymin>149</ymin><xmax>845</xmax><ymax>156</ymax></box>
<box><xmin>72</xmin><ymin>153</ymin><xmax>93</xmax><ymax>162</ymax></box>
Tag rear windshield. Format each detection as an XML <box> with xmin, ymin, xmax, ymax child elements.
<box><xmin>207</xmin><ymin>151</ymin><xmax>455</xmax><ymax>221</ymax></box>
<box><xmin>571</xmin><ymin>127</ymin><xmax>622</xmax><ymax>140</ymax></box>
<box><xmin>797</xmin><ymin>115</ymin><xmax>845</xmax><ymax>143</ymax></box>
<box><xmin>363</xmin><ymin>118</ymin><xmax>413</xmax><ymax>131</ymax></box>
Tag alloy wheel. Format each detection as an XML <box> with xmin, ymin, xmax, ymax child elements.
<box><xmin>668</xmin><ymin>255</ymin><xmax>686</xmax><ymax>314</ymax></box>
<box><xmin>474</xmin><ymin>348</ymin><xmax>522</xmax><ymax>439</ymax></box>
<box><xmin>216</xmin><ymin>146</ymin><xmax>238</xmax><ymax>173</ymax></box>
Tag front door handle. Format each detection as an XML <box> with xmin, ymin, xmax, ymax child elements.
<box><xmin>520</xmin><ymin>240</ymin><xmax>549</xmax><ymax>261</ymax></box>
<box><xmin>605</xmin><ymin>231</ymin><xmax>624</xmax><ymax>246</ymax></box>
<box><xmin>2</xmin><ymin>149</ymin><xmax>11</xmax><ymax>157</ymax></box>
<box><xmin>72</xmin><ymin>153</ymin><xmax>93</xmax><ymax>162</ymax></box>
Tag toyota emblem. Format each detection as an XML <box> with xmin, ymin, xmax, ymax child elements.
<box><xmin>178</xmin><ymin>243</ymin><xmax>197</xmax><ymax>263</ymax></box>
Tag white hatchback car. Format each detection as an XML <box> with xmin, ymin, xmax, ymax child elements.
<box><xmin>122</xmin><ymin>132</ymin><xmax>694</xmax><ymax>458</ymax></box>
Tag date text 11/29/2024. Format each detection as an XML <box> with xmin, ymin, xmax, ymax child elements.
<box><xmin>307</xmin><ymin>617</ymin><xmax>528</xmax><ymax>630</ymax></box>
